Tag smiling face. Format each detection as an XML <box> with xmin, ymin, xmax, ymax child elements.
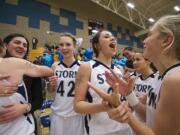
<box><xmin>5</xmin><ymin>37</ymin><xmax>28</xmax><ymax>59</ymax></box>
<box><xmin>93</xmin><ymin>30</ymin><xmax>117</xmax><ymax>58</ymax></box>
<box><xmin>58</xmin><ymin>36</ymin><xmax>75</xmax><ymax>60</ymax></box>
<box><xmin>123</xmin><ymin>50</ymin><xmax>135</xmax><ymax>60</ymax></box>
<box><xmin>133</xmin><ymin>53</ymin><xmax>149</xmax><ymax>73</ymax></box>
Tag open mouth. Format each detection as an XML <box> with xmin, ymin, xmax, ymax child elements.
<box><xmin>109</xmin><ymin>43</ymin><xmax>116</xmax><ymax>49</ymax></box>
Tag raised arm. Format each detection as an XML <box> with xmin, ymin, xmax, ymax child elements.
<box><xmin>74</xmin><ymin>62</ymin><xmax>107</xmax><ymax>114</ymax></box>
<box><xmin>20</xmin><ymin>58</ymin><xmax>53</xmax><ymax>77</ymax></box>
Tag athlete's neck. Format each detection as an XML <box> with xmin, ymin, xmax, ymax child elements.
<box><xmin>140</xmin><ymin>67</ymin><xmax>154</xmax><ymax>79</ymax></box>
<box><xmin>62</xmin><ymin>57</ymin><xmax>75</xmax><ymax>67</ymax></box>
<box><xmin>96</xmin><ymin>57</ymin><xmax>112</xmax><ymax>68</ymax></box>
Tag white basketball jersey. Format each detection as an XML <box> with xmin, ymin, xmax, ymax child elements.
<box><xmin>0</xmin><ymin>82</ymin><xmax>34</xmax><ymax>135</ymax></box>
<box><xmin>147</xmin><ymin>64</ymin><xmax>180</xmax><ymax>128</ymax></box>
<box><xmin>51</xmin><ymin>61</ymin><xmax>81</xmax><ymax>117</ymax></box>
<box><xmin>88</xmin><ymin>60</ymin><xmax>132</xmax><ymax>135</ymax></box>
<box><xmin>134</xmin><ymin>73</ymin><xmax>158</xmax><ymax>97</ymax></box>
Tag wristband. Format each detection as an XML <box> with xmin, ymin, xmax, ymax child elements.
<box><xmin>125</xmin><ymin>91</ymin><xmax>139</xmax><ymax>107</ymax></box>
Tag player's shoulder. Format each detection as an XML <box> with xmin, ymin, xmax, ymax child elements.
<box><xmin>163</xmin><ymin>71</ymin><xmax>180</xmax><ymax>86</ymax></box>
<box><xmin>77</xmin><ymin>61</ymin><xmax>91</xmax><ymax>76</ymax></box>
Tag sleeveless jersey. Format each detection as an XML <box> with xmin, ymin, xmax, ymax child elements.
<box><xmin>132</xmin><ymin>72</ymin><xmax>159</xmax><ymax>123</ymax></box>
<box><xmin>88</xmin><ymin>59</ymin><xmax>131</xmax><ymax>135</ymax></box>
<box><xmin>146</xmin><ymin>72</ymin><xmax>161</xmax><ymax>128</ymax></box>
<box><xmin>51</xmin><ymin>60</ymin><xmax>81</xmax><ymax>117</ymax></box>
<box><xmin>147</xmin><ymin>64</ymin><xmax>180</xmax><ymax>130</ymax></box>
<box><xmin>0</xmin><ymin>82</ymin><xmax>34</xmax><ymax>135</ymax></box>
<box><xmin>134</xmin><ymin>72</ymin><xmax>158</xmax><ymax>97</ymax></box>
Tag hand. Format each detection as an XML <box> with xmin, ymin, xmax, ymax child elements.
<box><xmin>105</xmin><ymin>70</ymin><xmax>135</xmax><ymax>96</ymax></box>
<box><xmin>49</xmin><ymin>76</ymin><xmax>58</xmax><ymax>87</ymax></box>
<box><xmin>0</xmin><ymin>74</ymin><xmax>10</xmax><ymax>80</ymax></box>
<box><xmin>107</xmin><ymin>101</ymin><xmax>131</xmax><ymax>123</ymax></box>
<box><xmin>0</xmin><ymin>76</ymin><xmax>18</xmax><ymax>96</ymax></box>
<box><xmin>88</xmin><ymin>82</ymin><xmax>121</xmax><ymax>107</ymax></box>
<box><xmin>0</xmin><ymin>103</ymin><xmax>27</xmax><ymax>124</ymax></box>
<box><xmin>48</xmin><ymin>76</ymin><xmax>58</xmax><ymax>91</ymax></box>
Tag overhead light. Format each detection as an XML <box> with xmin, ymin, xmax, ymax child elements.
<box><xmin>127</xmin><ymin>2</ymin><xmax>135</xmax><ymax>9</ymax></box>
<box><xmin>148</xmin><ymin>18</ymin><xmax>155</xmax><ymax>23</ymax></box>
<box><xmin>174</xmin><ymin>6</ymin><xmax>180</xmax><ymax>12</ymax></box>
<box><xmin>92</xmin><ymin>29</ymin><xmax>98</xmax><ymax>34</ymax></box>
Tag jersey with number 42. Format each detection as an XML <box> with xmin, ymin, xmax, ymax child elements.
<box><xmin>51</xmin><ymin>61</ymin><xmax>80</xmax><ymax>117</ymax></box>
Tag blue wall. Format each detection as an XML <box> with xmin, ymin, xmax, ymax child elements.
<box><xmin>0</xmin><ymin>0</ymin><xmax>83</xmax><ymax>35</ymax></box>
<box><xmin>0</xmin><ymin>0</ymin><xmax>143</xmax><ymax>48</ymax></box>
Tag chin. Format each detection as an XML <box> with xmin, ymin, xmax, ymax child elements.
<box><xmin>143</xmin><ymin>52</ymin><xmax>148</xmax><ymax>58</ymax></box>
<box><xmin>14</xmin><ymin>54</ymin><xmax>24</xmax><ymax>59</ymax></box>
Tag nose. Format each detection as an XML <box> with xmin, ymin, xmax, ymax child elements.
<box><xmin>143</xmin><ymin>38</ymin><xmax>147</xmax><ymax>47</ymax></box>
<box><xmin>111</xmin><ymin>36</ymin><xmax>116</xmax><ymax>40</ymax></box>
<box><xmin>110</xmin><ymin>36</ymin><xmax>117</xmax><ymax>43</ymax></box>
<box><xmin>61</xmin><ymin>45</ymin><xmax>67</xmax><ymax>49</ymax></box>
<box><xmin>18</xmin><ymin>43</ymin><xmax>26</xmax><ymax>49</ymax></box>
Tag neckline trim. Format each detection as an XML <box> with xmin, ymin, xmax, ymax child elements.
<box><xmin>161</xmin><ymin>63</ymin><xmax>180</xmax><ymax>79</ymax></box>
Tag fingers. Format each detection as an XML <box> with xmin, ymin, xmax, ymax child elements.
<box><xmin>0</xmin><ymin>84</ymin><xmax>18</xmax><ymax>96</ymax></box>
<box><xmin>108</xmin><ymin>101</ymin><xmax>130</xmax><ymax>123</ymax></box>
<box><xmin>105</xmin><ymin>71</ymin><xmax>117</xmax><ymax>85</ymax></box>
<box><xmin>110</xmin><ymin>83</ymin><xmax>121</xmax><ymax>107</ymax></box>
<box><xmin>88</xmin><ymin>82</ymin><xmax>121</xmax><ymax>108</ymax></box>
<box><xmin>0</xmin><ymin>105</ymin><xmax>17</xmax><ymax>124</ymax></box>
<box><xmin>88</xmin><ymin>82</ymin><xmax>112</xmax><ymax>102</ymax></box>
<box><xmin>0</xmin><ymin>103</ymin><xmax>26</xmax><ymax>124</ymax></box>
<box><xmin>106</xmin><ymin>70</ymin><xmax>127</xmax><ymax>88</ymax></box>
<box><xmin>126</xmin><ymin>76</ymin><xmax>135</xmax><ymax>95</ymax></box>
<box><xmin>49</xmin><ymin>76</ymin><xmax>58</xmax><ymax>87</ymax></box>
<box><xmin>0</xmin><ymin>75</ymin><xmax>10</xmax><ymax>80</ymax></box>
<box><xmin>112</xmin><ymin>83</ymin><xmax>119</xmax><ymax>94</ymax></box>
<box><xmin>109</xmin><ymin>69</ymin><xmax>120</xmax><ymax>82</ymax></box>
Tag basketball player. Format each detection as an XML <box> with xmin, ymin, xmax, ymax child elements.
<box><xmin>0</xmin><ymin>38</ymin><xmax>53</xmax><ymax>135</ymax></box>
<box><xmin>48</xmin><ymin>33</ymin><xmax>84</xmax><ymax>135</ymax></box>
<box><xmin>91</xmin><ymin>15</ymin><xmax>180</xmax><ymax>135</ymax></box>
<box><xmin>74</xmin><ymin>30</ymin><xmax>132</xmax><ymax>135</ymax></box>
<box><xmin>132</xmin><ymin>52</ymin><xmax>160</xmax><ymax>123</ymax></box>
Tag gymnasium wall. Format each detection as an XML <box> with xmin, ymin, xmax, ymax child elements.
<box><xmin>0</xmin><ymin>0</ymin><xmax>143</xmax><ymax>50</ymax></box>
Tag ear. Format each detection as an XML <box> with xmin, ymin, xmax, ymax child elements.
<box><xmin>162</xmin><ymin>33</ymin><xmax>174</xmax><ymax>52</ymax></box>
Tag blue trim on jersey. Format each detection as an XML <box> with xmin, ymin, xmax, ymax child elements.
<box><xmin>139</xmin><ymin>72</ymin><xmax>155</xmax><ymax>80</ymax></box>
<box><xmin>58</xmin><ymin>60</ymin><xmax>80</xmax><ymax>68</ymax></box>
<box><xmin>92</xmin><ymin>59</ymin><xmax>114</xmax><ymax>69</ymax></box>
<box><xmin>17</xmin><ymin>85</ymin><xmax>27</xmax><ymax>101</ymax></box>
<box><xmin>161</xmin><ymin>63</ymin><xmax>180</xmax><ymax>79</ymax></box>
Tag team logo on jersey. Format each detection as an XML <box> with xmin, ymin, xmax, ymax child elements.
<box><xmin>148</xmin><ymin>89</ymin><xmax>158</xmax><ymax>109</ymax></box>
<box><xmin>55</xmin><ymin>70</ymin><xmax>77</xmax><ymax>78</ymax></box>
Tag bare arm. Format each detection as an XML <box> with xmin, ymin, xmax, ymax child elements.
<box><xmin>74</xmin><ymin>62</ymin><xmax>107</xmax><ymax>114</ymax></box>
<box><xmin>152</xmin><ymin>74</ymin><xmax>180</xmax><ymax>135</ymax></box>
<box><xmin>21</xmin><ymin>59</ymin><xmax>53</xmax><ymax>77</ymax></box>
<box><xmin>133</xmin><ymin>101</ymin><xmax>146</xmax><ymax>121</ymax></box>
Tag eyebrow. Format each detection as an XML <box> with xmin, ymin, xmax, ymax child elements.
<box><xmin>13</xmin><ymin>39</ymin><xmax>27</xmax><ymax>44</ymax></box>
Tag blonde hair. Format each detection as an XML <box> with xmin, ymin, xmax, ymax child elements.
<box><xmin>59</xmin><ymin>33</ymin><xmax>77</xmax><ymax>46</ymax></box>
<box><xmin>153</xmin><ymin>14</ymin><xmax>180</xmax><ymax>60</ymax></box>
